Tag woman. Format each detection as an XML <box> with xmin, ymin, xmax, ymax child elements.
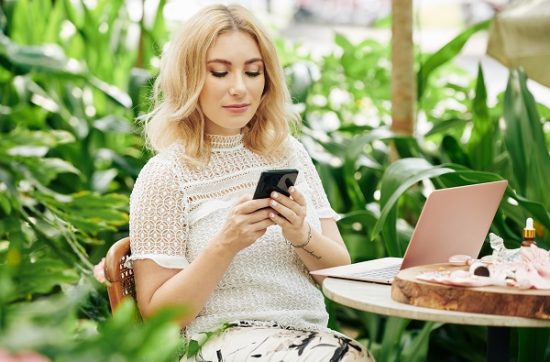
<box><xmin>129</xmin><ymin>4</ymin><xmax>372</xmax><ymax>361</ymax></box>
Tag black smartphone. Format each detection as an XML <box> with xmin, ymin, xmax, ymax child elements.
<box><xmin>252</xmin><ymin>169</ymin><xmax>299</xmax><ymax>199</ymax></box>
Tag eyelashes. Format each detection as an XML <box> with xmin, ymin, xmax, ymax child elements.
<box><xmin>210</xmin><ymin>71</ymin><xmax>262</xmax><ymax>78</ymax></box>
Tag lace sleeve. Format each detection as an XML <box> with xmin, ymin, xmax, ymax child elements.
<box><xmin>290</xmin><ymin>137</ymin><xmax>340</xmax><ymax>221</ymax></box>
<box><xmin>127</xmin><ymin>156</ymin><xmax>189</xmax><ymax>269</ymax></box>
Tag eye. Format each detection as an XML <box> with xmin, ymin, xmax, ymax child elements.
<box><xmin>246</xmin><ymin>71</ymin><xmax>262</xmax><ymax>78</ymax></box>
<box><xmin>211</xmin><ymin>71</ymin><xmax>228</xmax><ymax>78</ymax></box>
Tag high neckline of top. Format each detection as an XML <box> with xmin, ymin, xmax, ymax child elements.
<box><xmin>206</xmin><ymin>133</ymin><xmax>244</xmax><ymax>150</ymax></box>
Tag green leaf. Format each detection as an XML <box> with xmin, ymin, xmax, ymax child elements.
<box><xmin>186</xmin><ymin>339</ymin><xmax>200</xmax><ymax>357</ymax></box>
<box><xmin>425</xmin><ymin>117</ymin><xmax>466</xmax><ymax>137</ymax></box>
<box><xmin>88</xmin><ymin>298</ymin><xmax>185</xmax><ymax>361</ymax></box>
<box><xmin>418</xmin><ymin>20</ymin><xmax>490</xmax><ymax>100</ymax></box>
<box><xmin>517</xmin><ymin>328</ymin><xmax>550</xmax><ymax>362</ymax></box>
<box><xmin>0</xmin><ymin>194</ymin><xmax>12</xmax><ymax>214</ymax></box>
<box><xmin>31</xmin><ymin>189</ymin><xmax>128</xmax><ymax>235</ymax></box>
<box><xmin>128</xmin><ymin>67</ymin><xmax>153</xmax><ymax>115</ymax></box>
<box><xmin>401</xmin><ymin>322</ymin><xmax>442</xmax><ymax>362</ymax></box>
<box><xmin>61</xmin><ymin>0</ymin><xmax>82</xmax><ymax>29</ymax></box>
<box><xmin>348</xmin><ymin>128</ymin><xmax>412</xmax><ymax>161</ymax></box>
<box><xmin>0</xmin><ymin>216</ymin><xmax>23</xmax><ymax>236</ymax></box>
<box><xmin>317</xmin><ymin>164</ymin><xmax>346</xmax><ymax>212</ymax></box>
<box><xmin>340</xmin><ymin>210</ymin><xmax>385</xmax><ymax>261</ymax></box>
<box><xmin>334</xmin><ymin>32</ymin><xmax>354</xmax><ymax>52</ymax></box>
<box><xmin>506</xmin><ymin>184</ymin><xmax>548</xmax><ymax>239</ymax></box>
<box><xmin>503</xmin><ymin>69</ymin><xmax>550</xmax><ymax>211</ymax></box>
<box><xmin>372</xmin><ymin>158</ymin><xmax>455</xmax><ymax>256</ymax></box>
<box><xmin>468</xmin><ymin>64</ymin><xmax>495</xmax><ymax>171</ymax></box>
<box><xmin>377</xmin><ymin>317</ymin><xmax>409</xmax><ymax>362</ymax></box>
<box><xmin>91</xmin><ymin>169</ymin><xmax>118</xmax><ymax>193</ymax></box>
<box><xmin>71</xmin><ymin>192</ymin><xmax>128</xmax><ymax>208</ymax></box>
<box><xmin>7</xmin><ymin>145</ymin><xmax>48</xmax><ymax>157</ymax></box>
<box><xmin>441</xmin><ymin>135</ymin><xmax>471</xmax><ymax>167</ymax></box>
<box><xmin>92</xmin><ymin>115</ymin><xmax>132</xmax><ymax>133</ymax></box>
<box><xmin>44</xmin><ymin>0</ymin><xmax>65</xmax><ymax>43</ymax></box>
<box><xmin>15</xmin><ymin>258</ymin><xmax>79</xmax><ymax>298</ymax></box>
<box><xmin>435</xmin><ymin>169</ymin><xmax>504</xmax><ymax>188</ymax></box>
<box><xmin>3</xmin><ymin>128</ymin><xmax>75</xmax><ymax>149</ymax></box>
<box><xmin>89</xmin><ymin>76</ymin><xmax>132</xmax><ymax>108</ymax></box>
<box><xmin>0</xmin><ymin>169</ymin><xmax>18</xmax><ymax>200</ymax></box>
<box><xmin>0</xmin><ymin>283</ymin><xmax>87</xmax><ymax>351</ymax></box>
<box><xmin>41</xmin><ymin>158</ymin><xmax>81</xmax><ymax>176</ymax></box>
<box><xmin>286</xmin><ymin>61</ymin><xmax>317</xmax><ymax>103</ymax></box>
<box><xmin>0</xmin><ymin>32</ymin><xmax>85</xmax><ymax>76</ymax></box>
<box><xmin>0</xmin><ymin>4</ymin><xmax>7</xmax><ymax>32</ymax></box>
<box><xmin>19</xmin><ymin>157</ymin><xmax>81</xmax><ymax>185</ymax></box>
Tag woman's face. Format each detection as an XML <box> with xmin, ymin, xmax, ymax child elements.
<box><xmin>199</xmin><ymin>31</ymin><xmax>265</xmax><ymax>135</ymax></box>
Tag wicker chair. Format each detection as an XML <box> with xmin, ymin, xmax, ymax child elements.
<box><xmin>104</xmin><ymin>237</ymin><xmax>136</xmax><ymax>312</ymax></box>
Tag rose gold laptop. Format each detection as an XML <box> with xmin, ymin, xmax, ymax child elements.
<box><xmin>310</xmin><ymin>180</ymin><xmax>508</xmax><ymax>284</ymax></box>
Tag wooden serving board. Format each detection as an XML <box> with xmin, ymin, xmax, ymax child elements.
<box><xmin>391</xmin><ymin>263</ymin><xmax>550</xmax><ymax>320</ymax></box>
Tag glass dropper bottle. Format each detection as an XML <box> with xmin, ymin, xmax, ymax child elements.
<box><xmin>521</xmin><ymin>217</ymin><xmax>536</xmax><ymax>247</ymax></box>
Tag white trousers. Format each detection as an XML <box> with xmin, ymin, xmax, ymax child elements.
<box><xmin>183</xmin><ymin>321</ymin><xmax>374</xmax><ymax>362</ymax></box>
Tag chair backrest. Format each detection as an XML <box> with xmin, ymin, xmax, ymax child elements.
<box><xmin>104</xmin><ymin>237</ymin><xmax>136</xmax><ymax>312</ymax></box>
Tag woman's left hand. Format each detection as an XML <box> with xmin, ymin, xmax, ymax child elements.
<box><xmin>268</xmin><ymin>186</ymin><xmax>309</xmax><ymax>245</ymax></box>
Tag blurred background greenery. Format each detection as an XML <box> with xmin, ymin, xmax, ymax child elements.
<box><xmin>0</xmin><ymin>0</ymin><xmax>548</xmax><ymax>361</ymax></box>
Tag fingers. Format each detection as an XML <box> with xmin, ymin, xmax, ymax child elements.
<box><xmin>269</xmin><ymin>187</ymin><xmax>306</xmax><ymax>223</ymax></box>
<box><xmin>251</xmin><ymin>218</ymin><xmax>275</xmax><ymax>231</ymax></box>
<box><xmin>288</xmin><ymin>186</ymin><xmax>306</xmax><ymax>205</ymax></box>
<box><xmin>269</xmin><ymin>198</ymin><xmax>298</xmax><ymax>223</ymax></box>
<box><xmin>236</xmin><ymin>197</ymin><xmax>272</xmax><ymax>214</ymax></box>
<box><xmin>272</xmin><ymin>187</ymin><xmax>306</xmax><ymax>209</ymax></box>
<box><xmin>248</xmin><ymin>208</ymin><xmax>273</xmax><ymax>223</ymax></box>
<box><xmin>238</xmin><ymin>194</ymin><xmax>252</xmax><ymax>203</ymax></box>
<box><xmin>268</xmin><ymin>210</ymin><xmax>292</xmax><ymax>228</ymax></box>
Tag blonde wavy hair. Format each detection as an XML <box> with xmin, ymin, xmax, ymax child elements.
<box><xmin>142</xmin><ymin>4</ymin><xmax>299</xmax><ymax>165</ymax></box>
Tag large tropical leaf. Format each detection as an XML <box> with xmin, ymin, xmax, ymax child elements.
<box><xmin>417</xmin><ymin>20</ymin><xmax>490</xmax><ymax>100</ymax></box>
<box><xmin>503</xmin><ymin>69</ymin><xmax>550</xmax><ymax>211</ymax></box>
<box><xmin>467</xmin><ymin>64</ymin><xmax>496</xmax><ymax>171</ymax></box>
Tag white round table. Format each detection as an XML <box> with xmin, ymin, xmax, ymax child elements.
<box><xmin>323</xmin><ymin>277</ymin><xmax>550</xmax><ymax>327</ymax></box>
<box><xmin>322</xmin><ymin>277</ymin><xmax>550</xmax><ymax>361</ymax></box>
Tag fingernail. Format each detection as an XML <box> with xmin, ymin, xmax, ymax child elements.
<box><xmin>289</xmin><ymin>186</ymin><xmax>295</xmax><ymax>193</ymax></box>
<box><xmin>271</xmin><ymin>192</ymin><xmax>278</xmax><ymax>198</ymax></box>
<box><xmin>271</xmin><ymin>200</ymin><xmax>277</xmax><ymax>207</ymax></box>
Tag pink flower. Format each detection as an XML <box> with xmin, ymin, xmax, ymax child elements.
<box><xmin>517</xmin><ymin>245</ymin><xmax>550</xmax><ymax>289</ymax></box>
<box><xmin>93</xmin><ymin>257</ymin><xmax>106</xmax><ymax>284</ymax></box>
<box><xmin>0</xmin><ymin>350</ymin><xmax>51</xmax><ymax>362</ymax></box>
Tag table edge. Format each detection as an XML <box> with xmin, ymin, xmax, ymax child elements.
<box><xmin>323</xmin><ymin>277</ymin><xmax>550</xmax><ymax>328</ymax></box>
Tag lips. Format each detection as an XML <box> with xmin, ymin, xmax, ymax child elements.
<box><xmin>223</xmin><ymin>103</ymin><xmax>250</xmax><ymax>114</ymax></box>
<box><xmin>223</xmin><ymin>103</ymin><xmax>249</xmax><ymax>109</ymax></box>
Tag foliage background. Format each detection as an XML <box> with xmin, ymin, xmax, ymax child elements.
<box><xmin>0</xmin><ymin>1</ymin><xmax>549</xmax><ymax>361</ymax></box>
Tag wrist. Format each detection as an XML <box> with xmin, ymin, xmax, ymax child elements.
<box><xmin>286</xmin><ymin>223</ymin><xmax>312</xmax><ymax>249</ymax></box>
<box><xmin>210</xmin><ymin>232</ymin><xmax>240</xmax><ymax>258</ymax></box>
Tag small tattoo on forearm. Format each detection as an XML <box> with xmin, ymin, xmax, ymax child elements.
<box><xmin>304</xmin><ymin>248</ymin><xmax>321</xmax><ymax>260</ymax></box>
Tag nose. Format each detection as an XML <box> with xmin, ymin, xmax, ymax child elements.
<box><xmin>229</xmin><ymin>72</ymin><xmax>246</xmax><ymax>97</ymax></box>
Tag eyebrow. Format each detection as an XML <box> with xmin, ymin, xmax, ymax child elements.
<box><xmin>206</xmin><ymin>58</ymin><xmax>263</xmax><ymax>66</ymax></box>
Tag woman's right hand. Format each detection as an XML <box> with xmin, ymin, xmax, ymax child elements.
<box><xmin>215</xmin><ymin>195</ymin><xmax>274</xmax><ymax>254</ymax></box>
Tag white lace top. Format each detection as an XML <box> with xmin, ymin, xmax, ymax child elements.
<box><xmin>128</xmin><ymin>134</ymin><xmax>339</xmax><ymax>338</ymax></box>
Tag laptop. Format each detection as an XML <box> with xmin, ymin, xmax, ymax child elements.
<box><xmin>310</xmin><ymin>180</ymin><xmax>508</xmax><ymax>284</ymax></box>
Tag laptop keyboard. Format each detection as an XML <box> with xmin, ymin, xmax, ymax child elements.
<box><xmin>350</xmin><ymin>264</ymin><xmax>401</xmax><ymax>280</ymax></box>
